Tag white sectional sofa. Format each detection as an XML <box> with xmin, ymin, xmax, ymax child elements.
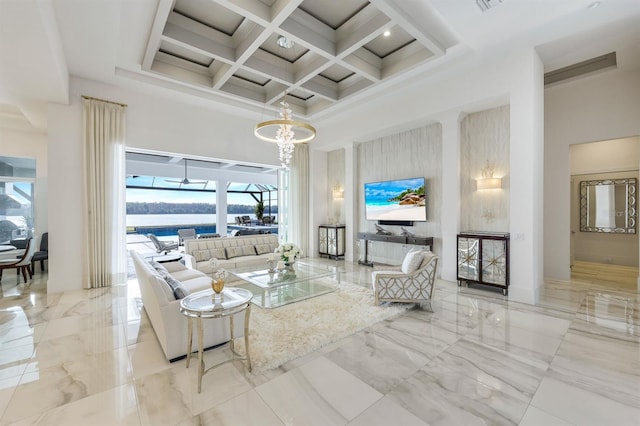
<box><xmin>184</xmin><ymin>234</ymin><xmax>279</xmax><ymax>277</ymax></box>
<box><xmin>130</xmin><ymin>250</ymin><xmax>246</xmax><ymax>361</ymax></box>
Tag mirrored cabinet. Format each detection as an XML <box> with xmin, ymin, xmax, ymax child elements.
<box><xmin>457</xmin><ymin>231</ymin><xmax>510</xmax><ymax>295</ymax></box>
<box><xmin>319</xmin><ymin>224</ymin><xmax>345</xmax><ymax>260</ymax></box>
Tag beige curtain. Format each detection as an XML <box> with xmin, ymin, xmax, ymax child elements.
<box><xmin>288</xmin><ymin>144</ymin><xmax>309</xmax><ymax>256</ymax></box>
<box><xmin>82</xmin><ymin>97</ymin><xmax>127</xmax><ymax>288</ymax></box>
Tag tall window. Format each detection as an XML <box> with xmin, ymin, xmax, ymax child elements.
<box><xmin>0</xmin><ymin>156</ymin><xmax>36</xmax><ymax>243</ymax></box>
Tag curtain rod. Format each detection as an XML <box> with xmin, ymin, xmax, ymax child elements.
<box><xmin>81</xmin><ymin>95</ymin><xmax>127</xmax><ymax>108</ymax></box>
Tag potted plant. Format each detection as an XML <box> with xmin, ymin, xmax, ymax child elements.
<box><xmin>255</xmin><ymin>201</ymin><xmax>264</xmax><ymax>222</ymax></box>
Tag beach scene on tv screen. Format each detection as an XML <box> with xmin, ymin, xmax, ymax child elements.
<box><xmin>365</xmin><ymin>178</ymin><xmax>426</xmax><ymax>221</ymax></box>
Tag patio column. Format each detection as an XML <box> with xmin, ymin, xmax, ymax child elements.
<box><xmin>216</xmin><ymin>179</ymin><xmax>228</xmax><ymax>236</ymax></box>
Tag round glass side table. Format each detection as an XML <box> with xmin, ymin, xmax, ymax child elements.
<box><xmin>179</xmin><ymin>287</ymin><xmax>253</xmax><ymax>393</ymax></box>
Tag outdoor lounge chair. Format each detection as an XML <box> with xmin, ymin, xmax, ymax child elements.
<box><xmin>177</xmin><ymin>228</ymin><xmax>196</xmax><ymax>245</ymax></box>
<box><xmin>147</xmin><ymin>233</ymin><xmax>179</xmax><ymax>254</ymax></box>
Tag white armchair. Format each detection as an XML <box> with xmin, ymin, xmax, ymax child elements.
<box><xmin>372</xmin><ymin>250</ymin><xmax>438</xmax><ymax>310</ymax></box>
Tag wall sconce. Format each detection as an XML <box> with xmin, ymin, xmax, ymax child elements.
<box><xmin>332</xmin><ymin>183</ymin><xmax>344</xmax><ymax>199</ymax></box>
<box><xmin>476</xmin><ymin>163</ymin><xmax>502</xmax><ymax>190</ymax></box>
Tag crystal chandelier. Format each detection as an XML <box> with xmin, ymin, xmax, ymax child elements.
<box><xmin>254</xmin><ymin>94</ymin><xmax>316</xmax><ymax>167</ymax></box>
<box><xmin>254</xmin><ymin>36</ymin><xmax>316</xmax><ymax>167</ymax></box>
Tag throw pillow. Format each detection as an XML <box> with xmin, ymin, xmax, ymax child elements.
<box><xmin>209</xmin><ymin>248</ymin><xmax>227</xmax><ymax>260</ymax></box>
<box><xmin>192</xmin><ymin>249</ymin><xmax>212</xmax><ymax>262</ymax></box>
<box><xmin>401</xmin><ymin>250</ymin><xmax>424</xmax><ymax>274</ymax></box>
<box><xmin>226</xmin><ymin>246</ymin><xmax>244</xmax><ymax>259</ymax></box>
<box><xmin>164</xmin><ymin>274</ymin><xmax>190</xmax><ymax>299</ymax></box>
<box><xmin>149</xmin><ymin>260</ymin><xmax>168</xmax><ymax>274</ymax></box>
<box><xmin>241</xmin><ymin>246</ymin><xmax>257</xmax><ymax>256</ymax></box>
<box><xmin>254</xmin><ymin>244</ymin><xmax>271</xmax><ymax>255</ymax></box>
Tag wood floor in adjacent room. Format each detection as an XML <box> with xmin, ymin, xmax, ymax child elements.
<box><xmin>571</xmin><ymin>260</ymin><xmax>639</xmax><ymax>289</ymax></box>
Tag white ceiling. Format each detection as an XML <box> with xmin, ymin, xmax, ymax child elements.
<box><xmin>1</xmin><ymin>0</ymin><xmax>639</xmax><ymax>137</ymax></box>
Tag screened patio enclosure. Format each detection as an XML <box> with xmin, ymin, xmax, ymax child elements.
<box><xmin>125</xmin><ymin>151</ymin><xmax>280</xmax><ymax>238</ymax></box>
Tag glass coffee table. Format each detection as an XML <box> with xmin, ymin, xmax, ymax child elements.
<box><xmin>229</xmin><ymin>262</ymin><xmax>340</xmax><ymax>309</ymax></box>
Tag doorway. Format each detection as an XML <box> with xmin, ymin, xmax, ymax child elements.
<box><xmin>569</xmin><ymin>137</ymin><xmax>639</xmax><ymax>287</ymax></box>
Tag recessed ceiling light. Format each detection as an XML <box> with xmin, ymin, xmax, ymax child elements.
<box><xmin>588</xmin><ymin>1</ymin><xmax>601</xmax><ymax>9</ymax></box>
<box><xmin>276</xmin><ymin>36</ymin><xmax>294</xmax><ymax>49</ymax></box>
<box><xmin>383</xmin><ymin>30</ymin><xmax>391</xmax><ymax>37</ymax></box>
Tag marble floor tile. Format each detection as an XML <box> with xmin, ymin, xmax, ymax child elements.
<box><xmin>0</xmin><ymin>376</ymin><xmax>20</xmax><ymax>422</ymax></box>
<box><xmin>369</xmin><ymin>312</ymin><xmax>460</xmax><ymax>359</ymax></box>
<box><xmin>465</xmin><ymin>317</ymin><xmax>564</xmax><ymax>360</ymax></box>
<box><xmin>1</xmin><ymin>347</ymin><xmax>132</xmax><ymax>424</ymax></box>
<box><xmin>33</xmin><ymin>324</ymin><xmax>128</xmax><ymax>369</ymax></box>
<box><xmin>518</xmin><ymin>405</ymin><xmax>575</xmax><ymax>426</ymax></box>
<box><xmin>127</xmin><ymin>339</ymin><xmax>171</xmax><ymax>380</ymax></box>
<box><xmin>0</xmin><ymin>307</ymin><xmax>56</xmax><ymax>330</ymax></box>
<box><xmin>324</xmin><ymin>329</ymin><xmax>430</xmax><ymax>394</ymax></box>
<box><xmin>256</xmin><ymin>357</ymin><xmax>382</xmax><ymax>426</ymax></box>
<box><xmin>348</xmin><ymin>396</ymin><xmax>428</xmax><ymax>426</ymax></box>
<box><xmin>388</xmin><ymin>367</ymin><xmax>528</xmax><ymax>426</ymax></box>
<box><xmin>530</xmin><ymin>377</ymin><xmax>640</xmax><ymax>426</ymax></box>
<box><xmin>0</xmin><ymin>346</ymin><xmax>33</xmax><ymax>381</ymax></box>
<box><xmin>1</xmin><ymin>265</ymin><xmax>639</xmax><ymax>425</ymax></box>
<box><xmin>0</xmin><ymin>292</ymin><xmax>61</xmax><ymax>311</ymax></box>
<box><xmin>39</xmin><ymin>312</ymin><xmax>122</xmax><ymax>342</ymax></box>
<box><xmin>571</xmin><ymin>292</ymin><xmax>639</xmax><ymax>342</ymax></box>
<box><xmin>175</xmin><ymin>390</ymin><xmax>284</xmax><ymax>426</ymax></box>
<box><xmin>484</xmin><ymin>307</ymin><xmax>572</xmax><ymax>338</ymax></box>
<box><xmin>123</xmin><ymin>312</ymin><xmax>156</xmax><ymax>346</ymax></box>
<box><xmin>548</xmin><ymin>329</ymin><xmax>640</xmax><ymax>408</ymax></box>
<box><xmin>424</xmin><ymin>337</ymin><xmax>547</xmax><ymax>402</ymax></box>
<box><xmin>1</xmin><ymin>383</ymin><xmax>140</xmax><ymax>426</ymax></box>
<box><xmin>49</xmin><ymin>299</ymin><xmax>121</xmax><ymax>325</ymax></box>
<box><xmin>135</xmin><ymin>357</ymin><xmax>251</xmax><ymax>426</ymax></box>
<box><xmin>0</xmin><ymin>322</ymin><xmax>44</xmax><ymax>352</ymax></box>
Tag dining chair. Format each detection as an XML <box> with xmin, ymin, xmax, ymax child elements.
<box><xmin>31</xmin><ymin>232</ymin><xmax>48</xmax><ymax>273</ymax></box>
<box><xmin>0</xmin><ymin>237</ymin><xmax>36</xmax><ymax>284</ymax></box>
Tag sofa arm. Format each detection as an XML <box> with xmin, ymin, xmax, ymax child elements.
<box><xmin>183</xmin><ymin>253</ymin><xmax>197</xmax><ymax>270</ymax></box>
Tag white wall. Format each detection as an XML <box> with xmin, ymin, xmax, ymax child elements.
<box><xmin>460</xmin><ymin>105</ymin><xmax>510</xmax><ymax>232</ymax></box>
<box><xmin>544</xmin><ymin>69</ymin><xmax>640</xmax><ymax>281</ymax></box>
<box><xmin>47</xmin><ymin>77</ymin><xmax>282</xmax><ymax>292</ymax></box>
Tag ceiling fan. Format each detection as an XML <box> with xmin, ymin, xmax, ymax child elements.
<box><xmin>165</xmin><ymin>159</ymin><xmax>207</xmax><ymax>185</ymax></box>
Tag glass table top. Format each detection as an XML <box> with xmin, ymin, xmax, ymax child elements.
<box><xmin>229</xmin><ymin>262</ymin><xmax>340</xmax><ymax>309</ymax></box>
<box><xmin>180</xmin><ymin>287</ymin><xmax>252</xmax><ymax>317</ymax></box>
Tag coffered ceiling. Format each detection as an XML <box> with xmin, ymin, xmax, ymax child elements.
<box><xmin>1</xmin><ymin>0</ymin><xmax>640</xmax><ymax>132</ymax></box>
<box><xmin>142</xmin><ymin>0</ymin><xmax>456</xmax><ymax>117</ymax></box>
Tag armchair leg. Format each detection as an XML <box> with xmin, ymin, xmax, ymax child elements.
<box><xmin>41</xmin><ymin>260</ymin><xmax>45</xmax><ymax>272</ymax></box>
<box><xmin>20</xmin><ymin>266</ymin><xmax>28</xmax><ymax>283</ymax></box>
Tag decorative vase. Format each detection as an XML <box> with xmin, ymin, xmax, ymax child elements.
<box><xmin>284</xmin><ymin>260</ymin><xmax>295</xmax><ymax>271</ymax></box>
<box><xmin>211</xmin><ymin>279</ymin><xmax>225</xmax><ymax>300</ymax></box>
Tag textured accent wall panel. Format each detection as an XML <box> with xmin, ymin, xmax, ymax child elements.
<box><xmin>357</xmin><ymin>124</ymin><xmax>442</xmax><ymax>263</ymax></box>
<box><xmin>460</xmin><ymin>105</ymin><xmax>510</xmax><ymax>232</ymax></box>
<box><xmin>327</xmin><ymin>148</ymin><xmax>346</xmax><ymax>224</ymax></box>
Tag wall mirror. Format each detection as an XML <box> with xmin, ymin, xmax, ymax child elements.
<box><xmin>580</xmin><ymin>178</ymin><xmax>637</xmax><ymax>233</ymax></box>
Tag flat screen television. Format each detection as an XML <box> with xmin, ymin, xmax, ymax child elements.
<box><xmin>364</xmin><ymin>177</ymin><xmax>426</xmax><ymax>223</ymax></box>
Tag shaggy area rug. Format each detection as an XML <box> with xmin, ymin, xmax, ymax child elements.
<box><xmin>235</xmin><ymin>281</ymin><xmax>410</xmax><ymax>373</ymax></box>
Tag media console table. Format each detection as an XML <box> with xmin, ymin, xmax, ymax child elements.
<box><xmin>357</xmin><ymin>232</ymin><xmax>434</xmax><ymax>266</ymax></box>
